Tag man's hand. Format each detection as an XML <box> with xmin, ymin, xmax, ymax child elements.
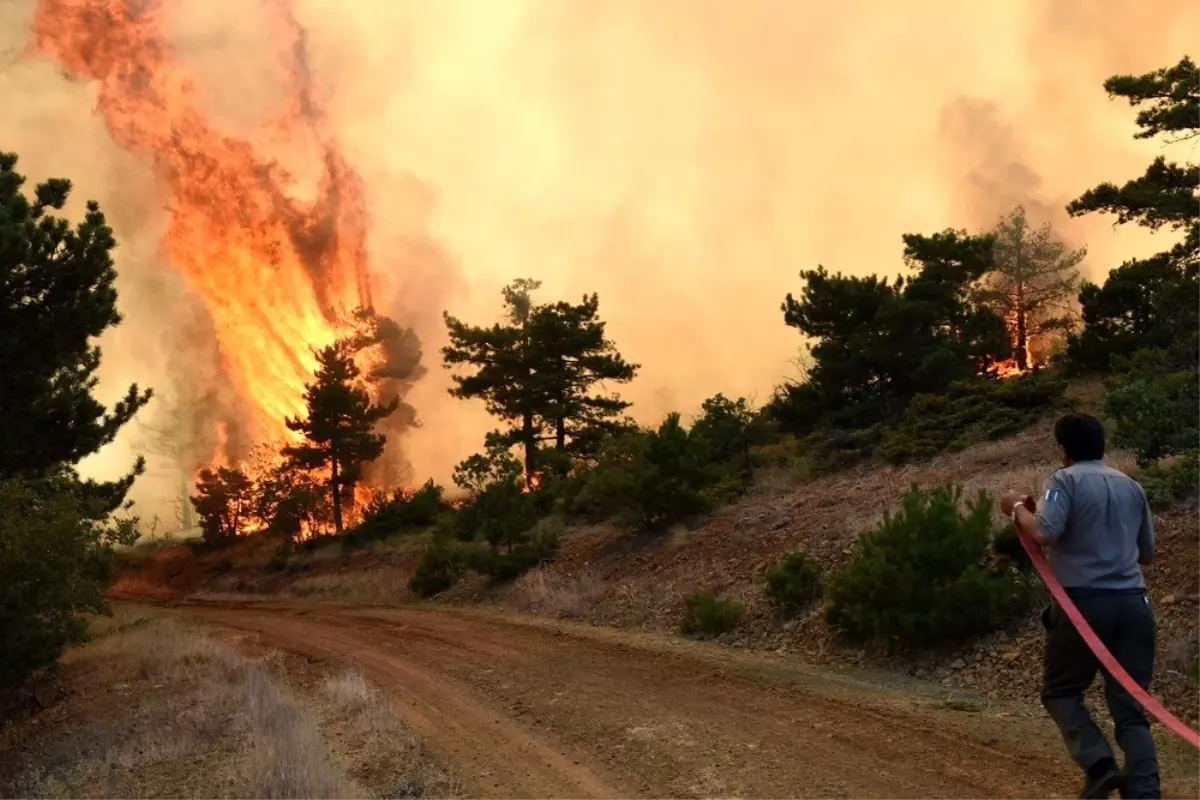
<box><xmin>1002</xmin><ymin>491</ymin><xmax>1051</xmax><ymax>546</ymax></box>
<box><xmin>1000</xmin><ymin>491</ymin><xmax>1027</xmax><ymax>516</ymax></box>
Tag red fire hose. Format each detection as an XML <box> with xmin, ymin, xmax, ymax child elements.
<box><xmin>1014</xmin><ymin>498</ymin><xmax>1200</xmax><ymax>750</ymax></box>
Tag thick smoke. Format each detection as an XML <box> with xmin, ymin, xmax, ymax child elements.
<box><xmin>1</xmin><ymin>0</ymin><xmax>1196</xmax><ymax>525</ymax></box>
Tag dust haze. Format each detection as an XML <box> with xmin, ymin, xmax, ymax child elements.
<box><xmin>1</xmin><ymin>0</ymin><xmax>1195</xmax><ymax>524</ymax></box>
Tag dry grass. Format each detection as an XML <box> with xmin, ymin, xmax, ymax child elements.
<box><xmin>0</xmin><ymin>607</ymin><xmax>453</xmax><ymax>799</ymax></box>
<box><xmin>512</xmin><ymin>569</ymin><xmax>608</xmax><ymax>619</ymax></box>
<box><xmin>286</xmin><ymin>567</ymin><xmax>410</xmax><ymax>603</ymax></box>
<box><xmin>312</xmin><ymin>669</ymin><xmax>462</xmax><ymax>798</ymax></box>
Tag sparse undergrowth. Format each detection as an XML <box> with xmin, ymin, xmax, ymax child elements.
<box><xmin>0</xmin><ymin>607</ymin><xmax>457</xmax><ymax>800</ymax></box>
<box><xmin>878</xmin><ymin>374</ymin><xmax>1068</xmax><ymax>465</ymax></box>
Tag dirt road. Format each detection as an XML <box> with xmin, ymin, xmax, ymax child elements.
<box><xmin>168</xmin><ymin>600</ymin><xmax>1092</xmax><ymax>798</ymax></box>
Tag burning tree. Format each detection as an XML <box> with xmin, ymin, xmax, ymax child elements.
<box><xmin>191</xmin><ymin>466</ymin><xmax>256</xmax><ymax>546</ymax></box>
<box><xmin>976</xmin><ymin>206</ymin><xmax>1084</xmax><ymax>372</ymax></box>
<box><xmin>284</xmin><ymin>342</ymin><xmax>399</xmax><ymax>535</ymax></box>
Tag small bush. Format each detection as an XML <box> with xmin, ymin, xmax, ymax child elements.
<box><xmin>879</xmin><ymin>374</ymin><xmax>1066</xmax><ymax>464</ymax></box>
<box><xmin>991</xmin><ymin>524</ymin><xmax>1033</xmax><ymax>571</ymax></box>
<box><xmin>804</xmin><ymin>425</ymin><xmax>885</xmax><ymax>472</ymax></box>
<box><xmin>468</xmin><ymin>476</ymin><xmax>540</xmax><ymax>549</ymax></box>
<box><xmin>825</xmin><ymin>484</ymin><xmax>1035</xmax><ymax>646</ymax></box>
<box><xmin>0</xmin><ymin>477</ymin><xmax>137</xmax><ymax>690</ymax></box>
<box><xmin>690</xmin><ymin>394</ymin><xmax>775</xmax><ymax>477</ymax></box>
<box><xmin>680</xmin><ymin>593</ymin><xmax>744</xmax><ymax>637</ymax></box>
<box><xmin>1139</xmin><ymin>451</ymin><xmax>1199</xmax><ymax>511</ymax></box>
<box><xmin>764</xmin><ymin>551</ymin><xmax>823</xmax><ymax>609</ymax></box>
<box><xmin>572</xmin><ymin>414</ymin><xmax>739</xmax><ymax>529</ymax></box>
<box><xmin>467</xmin><ymin>517</ymin><xmax>562</xmax><ymax>581</ymax></box>
<box><xmin>1103</xmin><ymin>363</ymin><xmax>1199</xmax><ymax>466</ymax></box>
<box><xmin>408</xmin><ymin>539</ymin><xmax>467</xmax><ymax>598</ymax></box>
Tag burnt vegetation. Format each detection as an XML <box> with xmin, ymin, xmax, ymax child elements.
<box><xmin>2</xmin><ymin>57</ymin><xmax>1197</xmax><ymax>697</ymax></box>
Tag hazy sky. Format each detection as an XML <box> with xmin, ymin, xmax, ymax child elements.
<box><xmin>2</xmin><ymin>0</ymin><xmax>1196</xmax><ymax>522</ymax></box>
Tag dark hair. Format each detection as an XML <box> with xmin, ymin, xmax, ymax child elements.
<box><xmin>1054</xmin><ymin>413</ymin><xmax>1106</xmax><ymax>462</ymax></box>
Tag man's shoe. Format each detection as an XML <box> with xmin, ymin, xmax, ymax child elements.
<box><xmin>1079</xmin><ymin>762</ymin><xmax>1124</xmax><ymax>799</ymax></box>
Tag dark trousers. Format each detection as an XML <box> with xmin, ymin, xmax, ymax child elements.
<box><xmin>1041</xmin><ymin>589</ymin><xmax>1160</xmax><ymax>799</ymax></box>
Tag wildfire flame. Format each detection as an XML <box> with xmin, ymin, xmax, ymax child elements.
<box><xmin>521</xmin><ymin>471</ymin><xmax>544</xmax><ymax>495</ymax></box>
<box><xmin>989</xmin><ymin>301</ymin><xmax>1046</xmax><ymax>379</ymax></box>
<box><xmin>32</xmin><ymin>0</ymin><xmax>374</xmax><ymax>461</ymax></box>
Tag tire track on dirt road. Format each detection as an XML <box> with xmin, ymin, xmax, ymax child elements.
<box><xmin>177</xmin><ymin>601</ymin><xmax>1074</xmax><ymax>798</ymax></box>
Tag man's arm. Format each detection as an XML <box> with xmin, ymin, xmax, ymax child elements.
<box><xmin>1137</xmin><ymin>486</ymin><xmax>1155</xmax><ymax>566</ymax></box>
<box><xmin>1014</xmin><ymin>503</ymin><xmax>1052</xmax><ymax>546</ymax></box>
<box><xmin>1002</xmin><ymin>476</ymin><xmax>1070</xmax><ymax>547</ymax></box>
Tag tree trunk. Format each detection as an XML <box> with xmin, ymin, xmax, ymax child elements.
<box><xmin>179</xmin><ymin>472</ymin><xmax>193</xmax><ymax>531</ymax></box>
<box><xmin>331</xmin><ymin>457</ymin><xmax>343</xmax><ymax>535</ymax></box>
<box><xmin>1015</xmin><ymin>283</ymin><xmax>1028</xmax><ymax>371</ymax></box>
<box><xmin>522</xmin><ymin>409</ymin><xmax>536</xmax><ymax>478</ymax></box>
<box><xmin>555</xmin><ymin>390</ymin><xmax>566</xmax><ymax>452</ymax></box>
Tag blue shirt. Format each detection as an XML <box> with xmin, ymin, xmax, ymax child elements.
<box><xmin>1035</xmin><ymin>460</ymin><xmax>1155</xmax><ymax>590</ymax></box>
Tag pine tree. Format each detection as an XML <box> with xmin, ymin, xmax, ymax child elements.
<box><xmin>528</xmin><ymin>295</ymin><xmax>638</xmax><ymax>461</ymax></box>
<box><xmin>0</xmin><ymin>152</ymin><xmax>151</xmax><ymax>510</ymax></box>
<box><xmin>442</xmin><ymin>279</ymin><xmax>637</xmax><ymax>476</ymax></box>
<box><xmin>777</xmin><ymin>231</ymin><xmax>1007</xmax><ymax>432</ymax></box>
<box><xmin>1067</xmin><ymin>57</ymin><xmax>1198</xmax><ymax>478</ymax></box>
<box><xmin>0</xmin><ymin>153</ymin><xmax>148</xmax><ymax>689</ymax></box>
<box><xmin>283</xmin><ymin>342</ymin><xmax>398</xmax><ymax>534</ymax></box>
<box><xmin>443</xmin><ymin>279</ymin><xmax>541</xmax><ymax>475</ymax></box>
<box><xmin>976</xmin><ymin>206</ymin><xmax>1084</xmax><ymax>370</ymax></box>
<box><xmin>1066</xmin><ymin>56</ymin><xmax>1199</xmax><ymax>370</ymax></box>
<box><xmin>191</xmin><ymin>466</ymin><xmax>257</xmax><ymax>545</ymax></box>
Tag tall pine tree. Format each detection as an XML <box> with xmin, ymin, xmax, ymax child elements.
<box><xmin>0</xmin><ymin>152</ymin><xmax>151</xmax><ymax>510</ymax></box>
<box><xmin>1066</xmin><ymin>56</ymin><xmax>1198</xmax><ymax>371</ymax></box>
<box><xmin>0</xmin><ymin>153</ymin><xmax>149</xmax><ymax>689</ymax></box>
<box><xmin>976</xmin><ymin>206</ymin><xmax>1085</xmax><ymax>370</ymax></box>
<box><xmin>442</xmin><ymin>279</ymin><xmax>637</xmax><ymax>476</ymax></box>
<box><xmin>283</xmin><ymin>342</ymin><xmax>398</xmax><ymax>534</ymax></box>
<box><xmin>1065</xmin><ymin>57</ymin><xmax>1199</xmax><ymax>468</ymax></box>
<box><xmin>529</xmin><ymin>294</ymin><xmax>638</xmax><ymax>461</ymax></box>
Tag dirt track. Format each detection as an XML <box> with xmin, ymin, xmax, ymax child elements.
<box><xmin>170</xmin><ymin>601</ymin><xmax>1088</xmax><ymax>799</ymax></box>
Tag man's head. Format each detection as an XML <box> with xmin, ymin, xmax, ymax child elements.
<box><xmin>1054</xmin><ymin>412</ymin><xmax>1106</xmax><ymax>466</ymax></box>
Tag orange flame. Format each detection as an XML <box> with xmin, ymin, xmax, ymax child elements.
<box><xmin>521</xmin><ymin>471</ymin><xmax>544</xmax><ymax>494</ymax></box>
<box><xmin>32</xmin><ymin>0</ymin><xmax>372</xmax><ymax>458</ymax></box>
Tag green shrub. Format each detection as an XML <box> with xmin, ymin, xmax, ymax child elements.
<box><xmin>572</xmin><ymin>415</ymin><xmax>719</xmax><ymax>529</ymax></box>
<box><xmin>825</xmin><ymin>485</ymin><xmax>1034</xmax><ymax>646</ymax></box>
<box><xmin>690</xmin><ymin>394</ymin><xmax>776</xmax><ymax>476</ymax></box>
<box><xmin>764</xmin><ymin>551</ymin><xmax>823</xmax><ymax>609</ymax></box>
<box><xmin>1103</xmin><ymin>364</ymin><xmax>1199</xmax><ymax>466</ymax></box>
<box><xmin>408</xmin><ymin>539</ymin><xmax>468</xmax><ymax>598</ymax></box>
<box><xmin>474</xmin><ymin>476</ymin><xmax>540</xmax><ymax>549</ymax></box>
<box><xmin>467</xmin><ymin>517</ymin><xmax>562</xmax><ymax>581</ymax></box>
<box><xmin>879</xmin><ymin>374</ymin><xmax>1066</xmax><ymax>464</ymax></box>
<box><xmin>1139</xmin><ymin>451</ymin><xmax>1199</xmax><ymax>511</ymax></box>
<box><xmin>0</xmin><ymin>477</ymin><xmax>137</xmax><ymax>689</ymax></box>
<box><xmin>990</xmin><ymin>524</ymin><xmax>1033</xmax><ymax>571</ymax></box>
<box><xmin>803</xmin><ymin>425</ymin><xmax>885</xmax><ymax>472</ymax></box>
<box><xmin>680</xmin><ymin>593</ymin><xmax>744</xmax><ymax>637</ymax></box>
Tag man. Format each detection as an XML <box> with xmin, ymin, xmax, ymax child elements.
<box><xmin>1001</xmin><ymin>412</ymin><xmax>1159</xmax><ymax>800</ymax></box>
